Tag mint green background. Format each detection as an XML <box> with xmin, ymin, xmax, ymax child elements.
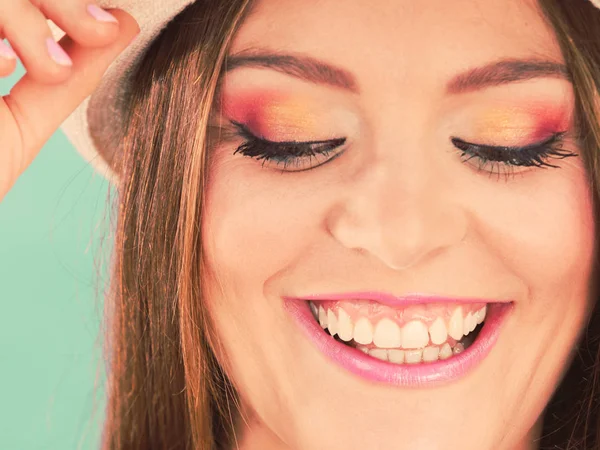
<box><xmin>0</xmin><ymin>64</ymin><xmax>110</xmax><ymax>450</ymax></box>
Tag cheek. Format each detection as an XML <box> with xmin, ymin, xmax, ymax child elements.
<box><xmin>472</xmin><ymin>162</ymin><xmax>595</xmax><ymax>311</ymax></box>
<box><xmin>202</xmin><ymin>156</ymin><xmax>322</xmax><ymax>296</ymax></box>
<box><xmin>474</xmin><ymin>162</ymin><xmax>597</xmax><ymax>425</ymax></box>
<box><xmin>200</xmin><ymin>155</ymin><xmax>326</xmax><ymax>412</ymax></box>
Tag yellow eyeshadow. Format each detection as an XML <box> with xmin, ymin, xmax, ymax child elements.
<box><xmin>473</xmin><ymin>109</ymin><xmax>539</xmax><ymax>143</ymax></box>
<box><xmin>260</xmin><ymin>99</ymin><xmax>320</xmax><ymax>135</ymax></box>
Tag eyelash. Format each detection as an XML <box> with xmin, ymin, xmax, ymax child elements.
<box><xmin>232</xmin><ymin>121</ymin><xmax>347</xmax><ymax>172</ymax></box>
<box><xmin>451</xmin><ymin>132</ymin><xmax>578</xmax><ymax>179</ymax></box>
<box><xmin>232</xmin><ymin>121</ymin><xmax>578</xmax><ymax>176</ymax></box>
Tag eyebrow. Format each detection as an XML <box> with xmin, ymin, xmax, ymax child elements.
<box><xmin>225</xmin><ymin>49</ymin><xmax>571</xmax><ymax>94</ymax></box>
<box><xmin>446</xmin><ymin>59</ymin><xmax>570</xmax><ymax>94</ymax></box>
<box><xmin>225</xmin><ymin>49</ymin><xmax>358</xmax><ymax>92</ymax></box>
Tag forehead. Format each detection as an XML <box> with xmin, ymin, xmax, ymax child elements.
<box><xmin>229</xmin><ymin>0</ymin><xmax>563</xmax><ymax>93</ymax></box>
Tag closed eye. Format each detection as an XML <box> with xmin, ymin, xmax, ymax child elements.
<box><xmin>451</xmin><ymin>132</ymin><xmax>578</xmax><ymax>178</ymax></box>
<box><xmin>232</xmin><ymin>121</ymin><xmax>347</xmax><ymax>172</ymax></box>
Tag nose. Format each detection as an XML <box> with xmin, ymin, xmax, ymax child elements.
<box><xmin>326</xmin><ymin>160</ymin><xmax>467</xmax><ymax>270</ymax></box>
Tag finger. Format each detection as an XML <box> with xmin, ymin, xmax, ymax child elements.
<box><xmin>2</xmin><ymin>9</ymin><xmax>139</xmax><ymax>176</ymax></box>
<box><xmin>0</xmin><ymin>40</ymin><xmax>18</xmax><ymax>77</ymax></box>
<box><xmin>0</xmin><ymin>0</ymin><xmax>73</xmax><ymax>84</ymax></box>
<box><xmin>37</xmin><ymin>0</ymin><xmax>119</xmax><ymax>48</ymax></box>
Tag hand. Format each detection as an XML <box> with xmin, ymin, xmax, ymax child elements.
<box><xmin>0</xmin><ymin>1</ymin><xmax>140</xmax><ymax>201</ymax></box>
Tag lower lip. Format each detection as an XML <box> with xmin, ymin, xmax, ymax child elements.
<box><xmin>283</xmin><ymin>299</ymin><xmax>512</xmax><ymax>387</ymax></box>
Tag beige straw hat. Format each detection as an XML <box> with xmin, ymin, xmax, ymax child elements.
<box><xmin>50</xmin><ymin>0</ymin><xmax>195</xmax><ymax>185</ymax></box>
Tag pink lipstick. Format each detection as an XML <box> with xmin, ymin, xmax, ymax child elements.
<box><xmin>283</xmin><ymin>294</ymin><xmax>512</xmax><ymax>387</ymax></box>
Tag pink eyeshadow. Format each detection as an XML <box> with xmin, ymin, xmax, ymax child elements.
<box><xmin>221</xmin><ymin>92</ymin><xmax>296</xmax><ymax>137</ymax></box>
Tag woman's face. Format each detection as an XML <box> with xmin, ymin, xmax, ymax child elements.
<box><xmin>202</xmin><ymin>0</ymin><xmax>596</xmax><ymax>449</ymax></box>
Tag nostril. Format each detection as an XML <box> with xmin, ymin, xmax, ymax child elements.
<box><xmin>325</xmin><ymin>175</ymin><xmax>468</xmax><ymax>271</ymax></box>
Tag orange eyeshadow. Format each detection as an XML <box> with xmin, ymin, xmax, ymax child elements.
<box><xmin>221</xmin><ymin>91</ymin><xmax>325</xmax><ymax>139</ymax></box>
<box><xmin>472</xmin><ymin>106</ymin><xmax>571</xmax><ymax>144</ymax></box>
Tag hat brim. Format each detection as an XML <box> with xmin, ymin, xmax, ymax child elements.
<box><xmin>50</xmin><ymin>0</ymin><xmax>195</xmax><ymax>185</ymax></box>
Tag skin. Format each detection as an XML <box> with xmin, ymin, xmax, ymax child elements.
<box><xmin>0</xmin><ymin>1</ymin><xmax>139</xmax><ymax>200</ymax></box>
<box><xmin>202</xmin><ymin>0</ymin><xmax>597</xmax><ymax>450</ymax></box>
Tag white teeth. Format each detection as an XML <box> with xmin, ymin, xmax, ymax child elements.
<box><xmin>318</xmin><ymin>305</ymin><xmax>328</xmax><ymax>329</ymax></box>
<box><xmin>405</xmin><ymin>349</ymin><xmax>423</xmax><ymax>364</ymax></box>
<box><xmin>357</xmin><ymin>342</ymin><xmax>464</xmax><ymax>365</ymax></box>
<box><xmin>463</xmin><ymin>312</ymin><xmax>471</xmax><ymax>335</ymax></box>
<box><xmin>469</xmin><ymin>313</ymin><xmax>477</xmax><ymax>333</ymax></box>
<box><xmin>422</xmin><ymin>346</ymin><xmax>440</xmax><ymax>362</ymax></box>
<box><xmin>429</xmin><ymin>317</ymin><xmax>448</xmax><ymax>345</ymax></box>
<box><xmin>353</xmin><ymin>317</ymin><xmax>374</xmax><ymax>345</ymax></box>
<box><xmin>475</xmin><ymin>306</ymin><xmax>487</xmax><ymax>324</ymax></box>
<box><xmin>309</xmin><ymin>301</ymin><xmax>318</xmax><ymax>318</ymax></box>
<box><xmin>327</xmin><ymin>309</ymin><xmax>338</xmax><ymax>336</ymax></box>
<box><xmin>388</xmin><ymin>349</ymin><xmax>405</xmax><ymax>363</ymax></box>
<box><xmin>463</xmin><ymin>312</ymin><xmax>477</xmax><ymax>335</ymax></box>
<box><xmin>448</xmin><ymin>307</ymin><xmax>464</xmax><ymax>340</ymax></box>
<box><xmin>401</xmin><ymin>320</ymin><xmax>429</xmax><ymax>349</ymax></box>
<box><xmin>373</xmin><ymin>318</ymin><xmax>403</xmax><ymax>348</ymax></box>
<box><xmin>337</xmin><ymin>308</ymin><xmax>354</xmax><ymax>342</ymax></box>
<box><xmin>439</xmin><ymin>342</ymin><xmax>452</xmax><ymax>360</ymax></box>
<box><xmin>369</xmin><ymin>348</ymin><xmax>389</xmax><ymax>362</ymax></box>
<box><xmin>453</xmin><ymin>342</ymin><xmax>465</xmax><ymax>355</ymax></box>
<box><xmin>315</xmin><ymin>303</ymin><xmax>488</xmax><ymax>361</ymax></box>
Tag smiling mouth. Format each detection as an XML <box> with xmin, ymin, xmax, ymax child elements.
<box><xmin>284</xmin><ymin>295</ymin><xmax>511</xmax><ymax>385</ymax></box>
<box><xmin>307</xmin><ymin>300</ymin><xmax>487</xmax><ymax>365</ymax></box>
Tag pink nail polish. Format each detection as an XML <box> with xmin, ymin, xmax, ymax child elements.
<box><xmin>87</xmin><ymin>4</ymin><xmax>118</xmax><ymax>23</ymax></box>
<box><xmin>46</xmin><ymin>38</ymin><xmax>73</xmax><ymax>66</ymax></box>
<box><xmin>0</xmin><ymin>40</ymin><xmax>17</xmax><ymax>60</ymax></box>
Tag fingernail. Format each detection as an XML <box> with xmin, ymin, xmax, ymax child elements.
<box><xmin>46</xmin><ymin>38</ymin><xmax>73</xmax><ymax>66</ymax></box>
<box><xmin>0</xmin><ymin>40</ymin><xmax>17</xmax><ymax>60</ymax></box>
<box><xmin>87</xmin><ymin>4</ymin><xmax>119</xmax><ymax>23</ymax></box>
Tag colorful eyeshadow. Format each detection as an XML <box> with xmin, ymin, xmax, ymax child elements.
<box><xmin>221</xmin><ymin>91</ymin><xmax>322</xmax><ymax>140</ymax></box>
<box><xmin>473</xmin><ymin>105</ymin><xmax>571</xmax><ymax>144</ymax></box>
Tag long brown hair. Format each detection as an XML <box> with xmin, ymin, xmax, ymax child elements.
<box><xmin>99</xmin><ymin>1</ymin><xmax>600</xmax><ymax>449</ymax></box>
<box><xmin>101</xmin><ymin>1</ymin><xmax>251</xmax><ymax>449</ymax></box>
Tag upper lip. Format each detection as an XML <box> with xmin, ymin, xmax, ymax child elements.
<box><xmin>292</xmin><ymin>291</ymin><xmax>510</xmax><ymax>308</ymax></box>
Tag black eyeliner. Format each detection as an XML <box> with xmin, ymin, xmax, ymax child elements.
<box><xmin>231</xmin><ymin>120</ymin><xmax>347</xmax><ymax>170</ymax></box>
<box><xmin>451</xmin><ymin>132</ymin><xmax>578</xmax><ymax>169</ymax></box>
